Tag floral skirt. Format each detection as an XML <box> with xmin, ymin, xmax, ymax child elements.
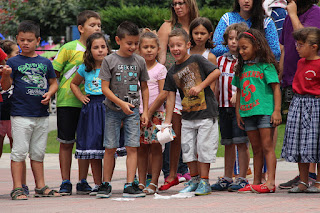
<box><xmin>140</xmin><ymin>111</ymin><xmax>165</xmax><ymax>144</ymax></box>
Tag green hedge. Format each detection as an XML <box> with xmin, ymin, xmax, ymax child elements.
<box><xmin>100</xmin><ymin>6</ymin><xmax>230</xmax><ymax>48</ymax></box>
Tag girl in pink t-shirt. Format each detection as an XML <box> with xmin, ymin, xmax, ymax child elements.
<box><xmin>137</xmin><ymin>31</ymin><xmax>167</xmax><ymax>195</ymax></box>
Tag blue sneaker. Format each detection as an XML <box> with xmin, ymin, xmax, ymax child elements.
<box><xmin>146</xmin><ymin>174</ymin><xmax>152</xmax><ymax>187</ymax></box>
<box><xmin>228</xmin><ymin>178</ymin><xmax>249</xmax><ymax>192</ymax></box>
<box><xmin>76</xmin><ymin>179</ymin><xmax>92</xmax><ymax>195</ymax></box>
<box><xmin>22</xmin><ymin>184</ymin><xmax>29</xmax><ymax>196</ymax></box>
<box><xmin>195</xmin><ymin>179</ymin><xmax>211</xmax><ymax>196</ymax></box>
<box><xmin>59</xmin><ymin>180</ymin><xmax>72</xmax><ymax>196</ymax></box>
<box><xmin>179</xmin><ymin>179</ymin><xmax>199</xmax><ymax>193</ymax></box>
<box><xmin>211</xmin><ymin>177</ymin><xmax>232</xmax><ymax>191</ymax></box>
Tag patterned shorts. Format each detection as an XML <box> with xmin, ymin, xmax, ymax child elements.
<box><xmin>140</xmin><ymin>111</ymin><xmax>165</xmax><ymax>144</ymax></box>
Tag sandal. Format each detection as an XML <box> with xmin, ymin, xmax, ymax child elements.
<box><xmin>288</xmin><ymin>181</ymin><xmax>308</xmax><ymax>193</ymax></box>
<box><xmin>159</xmin><ymin>177</ymin><xmax>179</xmax><ymax>191</ymax></box>
<box><xmin>34</xmin><ymin>185</ymin><xmax>61</xmax><ymax>197</ymax></box>
<box><xmin>11</xmin><ymin>188</ymin><xmax>28</xmax><ymax>200</ymax></box>
<box><xmin>138</xmin><ymin>183</ymin><xmax>145</xmax><ymax>190</ymax></box>
<box><xmin>306</xmin><ymin>181</ymin><xmax>320</xmax><ymax>193</ymax></box>
<box><xmin>143</xmin><ymin>183</ymin><xmax>158</xmax><ymax>195</ymax></box>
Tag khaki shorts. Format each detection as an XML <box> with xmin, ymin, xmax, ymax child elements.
<box><xmin>11</xmin><ymin>116</ymin><xmax>49</xmax><ymax>162</ymax></box>
<box><xmin>181</xmin><ymin>118</ymin><xmax>219</xmax><ymax>163</ymax></box>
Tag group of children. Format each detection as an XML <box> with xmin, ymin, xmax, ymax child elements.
<box><xmin>1</xmin><ymin>7</ymin><xmax>320</xmax><ymax>200</ymax></box>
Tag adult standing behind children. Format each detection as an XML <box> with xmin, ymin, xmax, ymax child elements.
<box><xmin>212</xmin><ymin>0</ymin><xmax>281</xmax><ymax>60</ymax></box>
<box><xmin>278</xmin><ymin>0</ymin><xmax>320</xmax><ymax>189</ymax></box>
<box><xmin>52</xmin><ymin>10</ymin><xmax>101</xmax><ymax>196</ymax></box>
<box><xmin>97</xmin><ymin>21</ymin><xmax>149</xmax><ymax>198</ymax></box>
<box><xmin>2</xmin><ymin>20</ymin><xmax>60</xmax><ymax>200</ymax></box>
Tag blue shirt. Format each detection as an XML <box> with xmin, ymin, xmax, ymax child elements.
<box><xmin>212</xmin><ymin>12</ymin><xmax>281</xmax><ymax>61</ymax></box>
<box><xmin>77</xmin><ymin>64</ymin><xmax>102</xmax><ymax>95</ymax></box>
<box><xmin>7</xmin><ymin>55</ymin><xmax>56</xmax><ymax>117</ymax></box>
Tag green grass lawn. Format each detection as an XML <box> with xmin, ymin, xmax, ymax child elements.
<box><xmin>2</xmin><ymin>124</ymin><xmax>285</xmax><ymax>158</ymax></box>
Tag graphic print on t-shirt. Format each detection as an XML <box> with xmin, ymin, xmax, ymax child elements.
<box><xmin>172</xmin><ymin>62</ymin><xmax>207</xmax><ymax>112</ymax></box>
<box><xmin>19</xmin><ymin>63</ymin><xmax>48</xmax><ymax>96</ymax></box>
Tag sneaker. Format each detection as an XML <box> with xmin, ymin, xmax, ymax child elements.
<box><xmin>211</xmin><ymin>177</ymin><xmax>232</xmax><ymax>191</ymax></box>
<box><xmin>123</xmin><ymin>182</ymin><xmax>146</xmax><ymax>198</ymax></box>
<box><xmin>177</xmin><ymin>173</ymin><xmax>186</xmax><ymax>183</ymax></box>
<box><xmin>251</xmin><ymin>184</ymin><xmax>276</xmax><ymax>193</ymax></box>
<box><xmin>228</xmin><ymin>178</ymin><xmax>249</xmax><ymax>192</ymax></box>
<box><xmin>89</xmin><ymin>184</ymin><xmax>99</xmax><ymax>196</ymax></box>
<box><xmin>182</xmin><ymin>173</ymin><xmax>191</xmax><ymax>181</ymax></box>
<box><xmin>195</xmin><ymin>179</ymin><xmax>211</xmax><ymax>196</ymax></box>
<box><xmin>278</xmin><ymin>175</ymin><xmax>300</xmax><ymax>189</ymax></box>
<box><xmin>238</xmin><ymin>184</ymin><xmax>252</xmax><ymax>193</ymax></box>
<box><xmin>133</xmin><ymin>175</ymin><xmax>140</xmax><ymax>186</ymax></box>
<box><xmin>146</xmin><ymin>174</ymin><xmax>152</xmax><ymax>187</ymax></box>
<box><xmin>96</xmin><ymin>182</ymin><xmax>112</xmax><ymax>198</ymax></box>
<box><xmin>179</xmin><ymin>179</ymin><xmax>199</xmax><ymax>193</ymax></box>
<box><xmin>76</xmin><ymin>179</ymin><xmax>92</xmax><ymax>195</ymax></box>
<box><xmin>22</xmin><ymin>184</ymin><xmax>29</xmax><ymax>196</ymax></box>
<box><xmin>59</xmin><ymin>180</ymin><xmax>72</xmax><ymax>196</ymax></box>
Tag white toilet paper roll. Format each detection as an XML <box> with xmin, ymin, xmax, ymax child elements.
<box><xmin>157</xmin><ymin>128</ymin><xmax>174</xmax><ymax>145</ymax></box>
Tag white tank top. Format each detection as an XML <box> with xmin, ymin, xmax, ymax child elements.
<box><xmin>187</xmin><ymin>48</ymin><xmax>210</xmax><ymax>59</ymax></box>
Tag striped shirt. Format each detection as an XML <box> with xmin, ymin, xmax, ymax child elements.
<box><xmin>217</xmin><ymin>54</ymin><xmax>237</xmax><ymax>107</ymax></box>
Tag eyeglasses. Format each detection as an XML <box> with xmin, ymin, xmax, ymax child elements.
<box><xmin>171</xmin><ymin>1</ymin><xmax>186</xmax><ymax>7</ymax></box>
<box><xmin>295</xmin><ymin>42</ymin><xmax>305</xmax><ymax>49</ymax></box>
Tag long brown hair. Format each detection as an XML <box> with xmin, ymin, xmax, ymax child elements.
<box><xmin>235</xmin><ymin>28</ymin><xmax>279</xmax><ymax>76</ymax></box>
<box><xmin>84</xmin><ymin>32</ymin><xmax>109</xmax><ymax>72</ymax></box>
<box><xmin>168</xmin><ymin>0</ymin><xmax>199</xmax><ymax>27</ymax></box>
<box><xmin>189</xmin><ymin>17</ymin><xmax>216</xmax><ymax>49</ymax></box>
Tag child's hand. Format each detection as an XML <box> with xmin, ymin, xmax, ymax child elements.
<box><xmin>287</xmin><ymin>0</ymin><xmax>297</xmax><ymax>16</ymax></box>
<box><xmin>120</xmin><ymin>101</ymin><xmax>135</xmax><ymax>115</ymax></box>
<box><xmin>1</xmin><ymin>65</ymin><xmax>12</xmax><ymax>76</ymax></box>
<box><xmin>230</xmin><ymin>93</ymin><xmax>237</xmax><ymax>106</ymax></box>
<box><xmin>80</xmin><ymin>94</ymin><xmax>90</xmax><ymax>105</ymax></box>
<box><xmin>236</xmin><ymin>113</ymin><xmax>245</xmax><ymax>130</ymax></box>
<box><xmin>271</xmin><ymin>111</ymin><xmax>282</xmax><ymax>127</ymax></box>
<box><xmin>141</xmin><ymin>112</ymin><xmax>149</xmax><ymax>127</ymax></box>
<box><xmin>41</xmin><ymin>92</ymin><xmax>52</xmax><ymax>105</ymax></box>
<box><xmin>188</xmin><ymin>86</ymin><xmax>202</xmax><ymax>96</ymax></box>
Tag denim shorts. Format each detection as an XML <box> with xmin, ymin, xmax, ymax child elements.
<box><xmin>242</xmin><ymin>115</ymin><xmax>274</xmax><ymax>131</ymax></box>
<box><xmin>219</xmin><ymin>108</ymin><xmax>248</xmax><ymax>145</ymax></box>
<box><xmin>103</xmin><ymin>106</ymin><xmax>140</xmax><ymax>149</ymax></box>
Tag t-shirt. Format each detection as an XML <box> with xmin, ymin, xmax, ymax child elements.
<box><xmin>217</xmin><ymin>53</ymin><xmax>238</xmax><ymax>107</ymax></box>
<box><xmin>77</xmin><ymin>64</ymin><xmax>102</xmax><ymax>95</ymax></box>
<box><xmin>0</xmin><ymin>48</ymin><xmax>7</xmax><ymax>103</ymax></box>
<box><xmin>292</xmin><ymin>58</ymin><xmax>320</xmax><ymax>95</ymax></box>
<box><xmin>99</xmin><ymin>52</ymin><xmax>149</xmax><ymax>111</ymax></box>
<box><xmin>7</xmin><ymin>55</ymin><xmax>56</xmax><ymax>117</ymax></box>
<box><xmin>163</xmin><ymin>54</ymin><xmax>219</xmax><ymax>120</ymax></box>
<box><xmin>52</xmin><ymin>40</ymin><xmax>85</xmax><ymax>108</ymax></box>
<box><xmin>280</xmin><ymin>5</ymin><xmax>320</xmax><ymax>88</ymax></box>
<box><xmin>139</xmin><ymin>62</ymin><xmax>167</xmax><ymax>113</ymax></box>
<box><xmin>212</xmin><ymin>12</ymin><xmax>281</xmax><ymax>60</ymax></box>
<box><xmin>232</xmin><ymin>63</ymin><xmax>279</xmax><ymax>117</ymax></box>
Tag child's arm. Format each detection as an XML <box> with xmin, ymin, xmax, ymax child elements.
<box><xmin>147</xmin><ymin>90</ymin><xmax>168</xmax><ymax>120</ymax></box>
<box><xmin>0</xmin><ymin>65</ymin><xmax>12</xmax><ymax>90</ymax></box>
<box><xmin>189</xmin><ymin>68</ymin><xmax>221</xmax><ymax>96</ymax></box>
<box><xmin>270</xmin><ymin>83</ymin><xmax>282</xmax><ymax>127</ymax></box>
<box><xmin>140</xmin><ymin>81</ymin><xmax>149</xmax><ymax>127</ymax></box>
<box><xmin>70</xmin><ymin>73</ymin><xmax>90</xmax><ymax>105</ymax></box>
<box><xmin>235</xmin><ymin>88</ymin><xmax>245</xmax><ymax>130</ymax></box>
<box><xmin>101</xmin><ymin>79</ymin><xmax>134</xmax><ymax>115</ymax></box>
<box><xmin>41</xmin><ymin>78</ymin><xmax>58</xmax><ymax>105</ymax></box>
<box><xmin>208</xmin><ymin>53</ymin><xmax>218</xmax><ymax>92</ymax></box>
<box><xmin>163</xmin><ymin>91</ymin><xmax>176</xmax><ymax>125</ymax></box>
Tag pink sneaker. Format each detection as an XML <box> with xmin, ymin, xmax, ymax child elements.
<box><xmin>177</xmin><ymin>173</ymin><xmax>185</xmax><ymax>183</ymax></box>
<box><xmin>182</xmin><ymin>173</ymin><xmax>191</xmax><ymax>181</ymax></box>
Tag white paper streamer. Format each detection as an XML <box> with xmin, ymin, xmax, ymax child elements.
<box><xmin>111</xmin><ymin>198</ymin><xmax>135</xmax><ymax>201</ymax></box>
<box><xmin>156</xmin><ymin>124</ymin><xmax>174</xmax><ymax>145</ymax></box>
<box><xmin>153</xmin><ymin>192</ymin><xmax>195</xmax><ymax>199</ymax></box>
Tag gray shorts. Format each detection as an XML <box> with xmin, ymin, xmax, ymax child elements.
<box><xmin>181</xmin><ymin>118</ymin><xmax>219</xmax><ymax>163</ymax></box>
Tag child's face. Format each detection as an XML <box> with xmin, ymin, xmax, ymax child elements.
<box><xmin>16</xmin><ymin>32</ymin><xmax>40</xmax><ymax>56</ymax></box>
<box><xmin>7</xmin><ymin>45</ymin><xmax>20</xmax><ymax>59</ymax></box>
<box><xmin>91</xmin><ymin>38</ymin><xmax>108</xmax><ymax>63</ymax></box>
<box><xmin>192</xmin><ymin>24</ymin><xmax>212</xmax><ymax>47</ymax></box>
<box><xmin>168</xmin><ymin>35</ymin><xmax>191</xmax><ymax>64</ymax></box>
<box><xmin>238</xmin><ymin>37</ymin><xmax>256</xmax><ymax>61</ymax></box>
<box><xmin>139</xmin><ymin>38</ymin><xmax>159</xmax><ymax>62</ymax></box>
<box><xmin>79</xmin><ymin>17</ymin><xmax>101</xmax><ymax>39</ymax></box>
<box><xmin>227</xmin><ymin>30</ymin><xmax>238</xmax><ymax>54</ymax></box>
<box><xmin>238</xmin><ymin>0</ymin><xmax>253</xmax><ymax>13</ymax></box>
<box><xmin>295</xmin><ymin>40</ymin><xmax>316</xmax><ymax>59</ymax></box>
<box><xmin>116</xmin><ymin>35</ymin><xmax>139</xmax><ymax>57</ymax></box>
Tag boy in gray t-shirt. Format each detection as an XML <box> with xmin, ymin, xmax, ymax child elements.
<box><xmin>97</xmin><ymin>21</ymin><xmax>149</xmax><ymax>198</ymax></box>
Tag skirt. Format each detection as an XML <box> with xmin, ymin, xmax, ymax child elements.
<box><xmin>281</xmin><ymin>94</ymin><xmax>320</xmax><ymax>163</ymax></box>
<box><xmin>140</xmin><ymin>111</ymin><xmax>165</xmax><ymax>144</ymax></box>
<box><xmin>75</xmin><ymin>95</ymin><xmax>105</xmax><ymax>159</ymax></box>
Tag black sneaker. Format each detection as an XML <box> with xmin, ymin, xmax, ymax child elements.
<box><xmin>96</xmin><ymin>182</ymin><xmax>112</xmax><ymax>198</ymax></box>
<box><xmin>123</xmin><ymin>182</ymin><xmax>146</xmax><ymax>198</ymax></box>
<box><xmin>76</xmin><ymin>179</ymin><xmax>92</xmax><ymax>195</ymax></box>
<box><xmin>278</xmin><ymin>175</ymin><xmax>300</xmax><ymax>189</ymax></box>
<box><xmin>59</xmin><ymin>180</ymin><xmax>72</xmax><ymax>196</ymax></box>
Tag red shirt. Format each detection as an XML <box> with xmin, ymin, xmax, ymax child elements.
<box><xmin>292</xmin><ymin>58</ymin><xmax>320</xmax><ymax>95</ymax></box>
<box><xmin>0</xmin><ymin>48</ymin><xmax>7</xmax><ymax>102</ymax></box>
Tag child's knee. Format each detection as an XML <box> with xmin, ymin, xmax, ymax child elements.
<box><xmin>11</xmin><ymin>150</ymin><xmax>28</xmax><ymax>162</ymax></box>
